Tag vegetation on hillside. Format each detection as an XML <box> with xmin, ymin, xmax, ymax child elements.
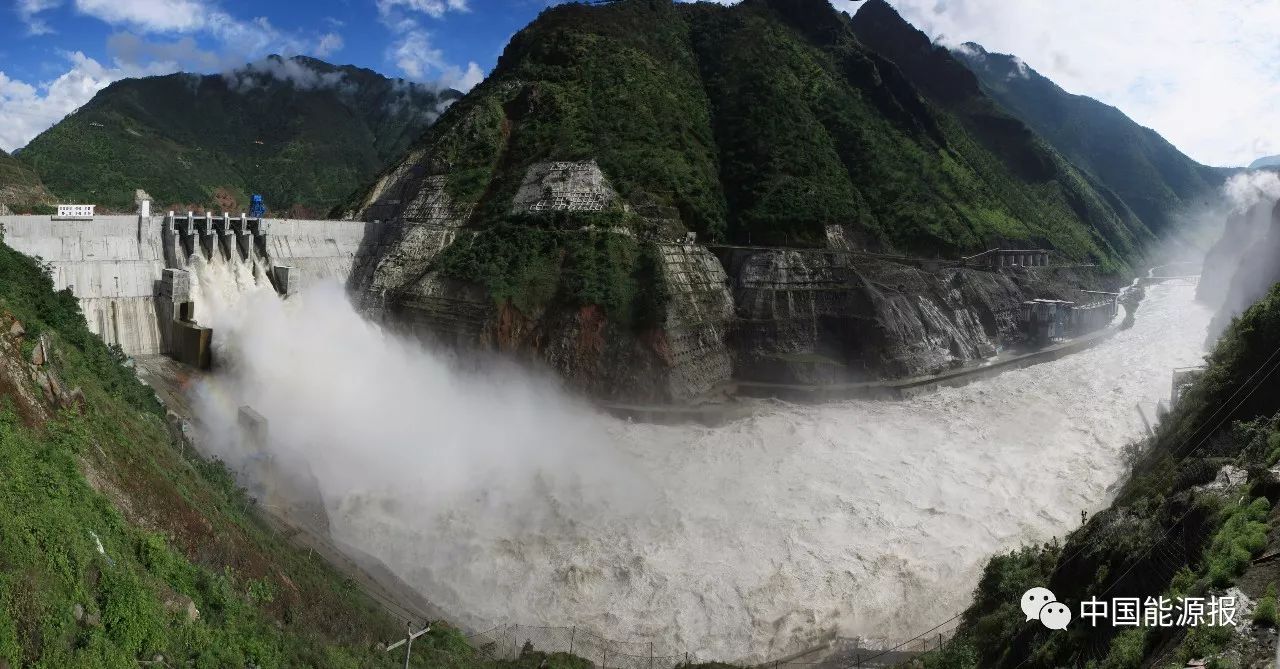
<box><xmin>353</xmin><ymin>0</ymin><xmax>1158</xmax><ymax>328</ymax></box>
<box><xmin>0</xmin><ymin>233</ymin><xmax>489</xmax><ymax>666</ymax></box>
<box><xmin>915</xmin><ymin>282</ymin><xmax>1280</xmax><ymax>668</ymax></box>
<box><xmin>17</xmin><ymin>56</ymin><xmax>458</xmax><ymax>215</ymax></box>
<box><xmin>952</xmin><ymin>41</ymin><xmax>1224</xmax><ymax>234</ymax></box>
<box><xmin>435</xmin><ymin>220</ymin><xmax>669</xmax><ymax>327</ymax></box>
<box><xmin>0</xmin><ymin>149</ymin><xmax>54</xmax><ymax>212</ymax></box>
<box><xmin>847</xmin><ymin>0</ymin><xmax>1152</xmax><ymax>263</ymax></box>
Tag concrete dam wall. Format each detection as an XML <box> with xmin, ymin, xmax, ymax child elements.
<box><xmin>0</xmin><ymin>213</ymin><xmax>380</xmax><ymax>355</ymax></box>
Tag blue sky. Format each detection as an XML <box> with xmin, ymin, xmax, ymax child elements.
<box><xmin>2</xmin><ymin>0</ymin><xmax>1278</xmax><ymax>166</ymax></box>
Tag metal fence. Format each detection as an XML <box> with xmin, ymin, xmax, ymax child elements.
<box><xmin>462</xmin><ymin>615</ymin><xmax>961</xmax><ymax>669</ymax></box>
<box><xmin>468</xmin><ymin>624</ymin><xmax>695</xmax><ymax>669</ymax></box>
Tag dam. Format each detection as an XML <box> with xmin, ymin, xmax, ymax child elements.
<box><xmin>0</xmin><ymin>205</ymin><xmax>379</xmax><ymax>357</ymax></box>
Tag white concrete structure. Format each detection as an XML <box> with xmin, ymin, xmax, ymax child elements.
<box><xmin>56</xmin><ymin>204</ymin><xmax>95</xmax><ymax>219</ymax></box>
<box><xmin>2</xmin><ymin>215</ymin><xmax>164</xmax><ymax>353</ymax></box>
<box><xmin>511</xmin><ymin>160</ymin><xmax>619</xmax><ymax>213</ymax></box>
<box><xmin>0</xmin><ymin>212</ymin><xmax>383</xmax><ymax>355</ymax></box>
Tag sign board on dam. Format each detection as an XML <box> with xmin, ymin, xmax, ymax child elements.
<box><xmin>0</xmin><ymin>211</ymin><xmax>382</xmax><ymax>355</ymax></box>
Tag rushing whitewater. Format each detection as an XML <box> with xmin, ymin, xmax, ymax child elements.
<box><xmin>188</xmin><ymin>272</ymin><xmax>1211</xmax><ymax>662</ymax></box>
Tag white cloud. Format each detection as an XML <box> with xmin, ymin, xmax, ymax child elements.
<box><xmin>0</xmin><ymin>52</ymin><xmax>170</xmax><ymax>152</ymax></box>
<box><xmin>73</xmin><ymin>0</ymin><xmax>206</xmax><ymax>32</ymax></box>
<box><xmin>376</xmin><ymin>0</ymin><xmax>469</xmax><ymax>20</ymax></box>
<box><xmin>17</xmin><ymin>0</ymin><xmax>60</xmax><ymax>34</ymax></box>
<box><xmin>105</xmin><ymin>33</ymin><xmax>223</xmax><ymax>71</ymax></box>
<box><xmin>315</xmin><ymin>32</ymin><xmax>345</xmax><ymax>58</ymax></box>
<box><xmin>387</xmin><ymin>29</ymin><xmax>484</xmax><ymax>91</ymax></box>
<box><xmin>879</xmin><ymin>0</ymin><xmax>1280</xmax><ymax>167</ymax></box>
<box><xmin>21</xmin><ymin>0</ymin><xmax>342</xmax><ymax>67</ymax></box>
<box><xmin>223</xmin><ymin>56</ymin><xmax>353</xmax><ymax>94</ymax></box>
<box><xmin>376</xmin><ymin>0</ymin><xmax>484</xmax><ymax>90</ymax></box>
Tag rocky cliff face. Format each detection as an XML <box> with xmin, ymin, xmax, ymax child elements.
<box><xmin>339</xmin><ymin>0</ymin><xmax>1138</xmax><ymax>403</ymax></box>
<box><xmin>725</xmin><ymin>248</ymin><xmax>1111</xmax><ymax>385</ymax></box>
<box><xmin>351</xmin><ymin>158</ymin><xmax>1114</xmax><ymax>401</ymax></box>
<box><xmin>1201</xmin><ymin>197</ymin><xmax>1280</xmax><ymax>339</ymax></box>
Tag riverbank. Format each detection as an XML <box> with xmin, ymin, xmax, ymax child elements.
<box><xmin>599</xmin><ymin>313</ymin><xmax>1127</xmax><ymax>424</ymax></box>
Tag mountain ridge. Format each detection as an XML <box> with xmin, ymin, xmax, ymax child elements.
<box><xmin>950</xmin><ymin>40</ymin><xmax>1223</xmax><ymax>234</ymax></box>
<box><xmin>15</xmin><ymin>55</ymin><xmax>461</xmax><ymax>215</ymax></box>
<box><xmin>351</xmin><ymin>0</ymin><xmax>1152</xmax><ymax>265</ymax></box>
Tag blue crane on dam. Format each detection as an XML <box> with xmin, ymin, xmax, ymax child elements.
<box><xmin>249</xmin><ymin>194</ymin><xmax>266</xmax><ymax>218</ymax></box>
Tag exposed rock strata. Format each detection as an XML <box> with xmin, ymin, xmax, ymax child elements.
<box><xmin>350</xmin><ymin>155</ymin><xmax>1119</xmax><ymax>402</ymax></box>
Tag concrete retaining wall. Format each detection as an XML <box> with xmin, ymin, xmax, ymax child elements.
<box><xmin>0</xmin><ymin>214</ymin><xmax>378</xmax><ymax>355</ymax></box>
<box><xmin>262</xmin><ymin>219</ymin><xmax>383</xmax><ymax>291</ymax></box>
<box><xmin>1</xmin><ymin>215</ymin><xmax>165</xmax><ymax>354</ymax></box>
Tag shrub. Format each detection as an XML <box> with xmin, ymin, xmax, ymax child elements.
<box><xmin>1205</xmin><ymin>497</ymin><xmax>1270</xmax><ymax>588</ymax></box>
<box><xmin>1254</xmin><ymin>583</ymin><xmax>1277</xmax><ymax>627</ymax></box>
<box><xmin>1100</xmin><ymin>628</ymin><xmax>1146</xmax><ymax>669</ymax></box>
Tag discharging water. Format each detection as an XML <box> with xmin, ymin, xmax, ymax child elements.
<box><xmin>188</xmin><ymin>275</ymin><xmax>1212</xmax><ymax>662</ymax></box>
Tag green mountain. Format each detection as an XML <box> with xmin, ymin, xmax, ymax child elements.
<box><xmin>17</xmin><ymin>56</ymin><xmax>460</xmax><ymax>216</ymax></box>
<box><xmin>0</xmin><ymin>148</ymin><xmax>53</xmax><ymax>211</ymax></box>
<box><xmin>949</xmin><ymin>40</ymin><xmax>1224</xmax><ymax>233</ymax></box>
<box><xmin>349</xmin><ymin>0</ymin><xmax>1152</xmax><ymax>268</ymax></box>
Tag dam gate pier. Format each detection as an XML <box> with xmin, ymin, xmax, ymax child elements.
<box><xmin>0</xmin><ymin>200</ymin><xmax>384</xmax><ymax>368</ymax></box>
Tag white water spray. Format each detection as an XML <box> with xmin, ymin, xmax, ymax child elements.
<box><xmin>188</xmin><ymin>270</ymin><xmax>1211</xmax><ymax>662</ymax></box>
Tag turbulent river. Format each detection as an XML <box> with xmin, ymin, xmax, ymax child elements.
<box><xmin>188</xmin><ymin>263</ymin><xmax>1212</xmax><ymax>662</ymax></box>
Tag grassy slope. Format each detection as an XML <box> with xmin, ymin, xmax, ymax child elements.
<box><xmin>17</xmin><ymin>57</ymin><xmax>453</xmax><ymax>216</ymax></box>
<box><xmin>921</xmin><ymin>284</ymin><xmax>1280</xmax><ymax>668</ymax></box>
<box><xmin>0</xmin><ymin>149</ymin><xmax>53</xmax><ymax>211</ymax></box>
<box><xmin>952</xmin><ymin>42</ymin><xmax>1224</xmax><ymax>235</ymax></box>
<box><xmin>0</xmin><ymin>234</ymin><xmax>485</xmax><ymax>667</ymax></box>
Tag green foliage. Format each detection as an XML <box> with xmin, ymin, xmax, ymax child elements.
<box><xmin>1178</xmin><ymin>623</ymin><xmax>1234</xmax><ymax>665</ymax></box>
<box><xmin>1265</xmin><ymin>431</ymin><xmax>1280</xmax><ymax>466</ymax></box>
<box><xmin>1254</xmin><ymin>583</ymin><xmax>1277</xmax><ymax>627</ymax></box>
<box><xmin>17</xmin><ymin>56</ymin><xmax>452</xmax><ymax>214</ymax></box>
<box><xmin>916</xmin><ymin>638</ymin><xmax>979</xmax><ymax>669</ymax></box>
<box><xmin>0</xmin><ymin>149</ymin><xmax>54</xmax><ymax>207</ymax></box>
<box><xmin>1204</xmin><ymin>497</ymin><xmax>1270</xmax><ymax>589</ymax></box>
<box><xmin>1099</xmin><ymin>629</ymin><xmax>1146</xmax><ymax>669</ymax></box>
<box><xmin>0</xmin><ymin>230</ymin><xmax>161</xmax><ymax>416</ymax></box>
<box><xmin>497</xmin><ymin>648</ymin><xmax>592</xmax><ymax>669</ymax></box>
<box><xmin>847</xmin><ymin>0</ymin><xmax>1148</xmax><ymax>266</ymax></box>
<box><xmin>1168</xmin><ymin>567</ymin><xmax>1197</xmax><ymax>599</ymax></box>
<box><xmin>435</xmin><ymin>221</ymin><xmax>669</xmax><ymax>326</ymax></box>
<box><xmin>954</xmin><ymin>542</ymin><xmax>1060</xmax><ymax>667</ymax></box>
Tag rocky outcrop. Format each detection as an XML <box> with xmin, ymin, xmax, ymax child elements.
<box><xmin>1205</xmin><ymin>198</ymin><xmax>1280</xmax><ymax>339</ymax></box>
<box><xmin>379</xmin><ymin>240</ymin><xmax>734</xmax><ymax>404</ymax></box>
<box><xmin>0</xmin><ymin>313</ymin><xmax>87</xmax><ymax>426</ymax></box>
<box><xmin>351</xmin><ymin>160</ymin><xmax>738</xmax><ymax>403</ymax></box>
<box><xmin>1198</xmin><ymin>202</ymin><xmax>1273</xmax><ymax>307</ymax></box>
<box><xmin>350</xmin><ymin>154</ymin><xmax>1119</xmax><ymax>402</ymax></box>
<box><xmin>510</xmin><ymin>161</ymin><xmax>619</xmax><ymax>213</ymax></box>
<box><xmin>350</xmin><ymin>170</ymin><xmax>472</xmax><ymax>317</ymax></box>
<box><xmin>656</xmin><ymin>243</ymin><xmax>734</xmax><ymax>399</ymax></box>
<box><xmin>724</xmin><ymin>249</ymin><xmax>1109</xmax><ymax>385</ymax></box>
